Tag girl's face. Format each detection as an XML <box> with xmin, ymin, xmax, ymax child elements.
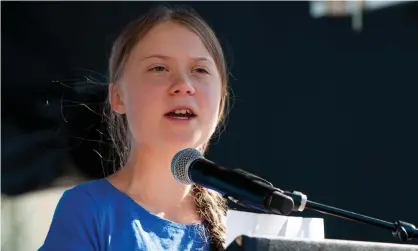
<box><xmin>110</xmin><ymin>21</ymin><xmax>222</xmax><ymax>153</ymax></box>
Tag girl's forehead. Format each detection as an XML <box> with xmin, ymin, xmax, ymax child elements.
<box><xmin>131</xmin><ymin>22</ymin><xmax>212</xmax><ymax>61</ymax></box>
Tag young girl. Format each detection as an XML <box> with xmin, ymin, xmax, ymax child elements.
<box><xmin>39</xmin><ymin>5</ymin><xmax>230</xmax><ymax>251</ymax></box>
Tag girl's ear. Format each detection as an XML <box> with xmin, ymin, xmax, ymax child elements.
<box><xmin>109</xmin><ymin>83</ymin><xmax>126</xmax><ymax>114</ymax></box>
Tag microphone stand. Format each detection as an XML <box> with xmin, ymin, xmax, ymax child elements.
<box><xmin>219</xmin><ymin>169</ymin><xmax>417</xmax><ymax>242</ymax></box>
<box><xmin>284</xmin><ymin>190</ymin><xmax>418</xmax><ymax>242</ymax></box>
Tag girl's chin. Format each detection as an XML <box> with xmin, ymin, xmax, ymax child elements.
<box><xmin>162</xmin><ymin>133</ymin><xmax>204</xmax><ymax>151</ymax></box>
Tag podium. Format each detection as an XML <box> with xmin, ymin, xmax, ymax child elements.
<box><xmin>225</xmin><ymin>235</ymin><xmax>418</xmax><ymax>251</ymax></box>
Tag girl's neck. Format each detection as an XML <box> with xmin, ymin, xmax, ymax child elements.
<box><xmin>108</xmin><ymin>144</ymin><xmax>200</xmax><ymax>224</ymax></box>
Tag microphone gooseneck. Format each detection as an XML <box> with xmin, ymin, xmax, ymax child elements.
<box><xmin>284</xmin><ymin>190</ymin><xmax>418</xmax><ymax>242</ymax></box>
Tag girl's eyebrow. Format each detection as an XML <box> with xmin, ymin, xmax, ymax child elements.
<box><xmin>140</xmin><ymin>54</ymin><xmax>214</xmax><ymax>65</ymax></box>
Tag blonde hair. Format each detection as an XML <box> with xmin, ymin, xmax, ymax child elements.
<box><xmin>106</xmin><ymin>4</ymin><xmax>230</xmax><ymax>250</ymax></box>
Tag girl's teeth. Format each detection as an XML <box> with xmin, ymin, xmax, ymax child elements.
<box><xmin>174</xmin><ymin>109</ymin><xmax>190</xmax><ymax>114</ymax></box>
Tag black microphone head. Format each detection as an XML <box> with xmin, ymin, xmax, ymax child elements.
<box><xmin>171</xmin><ymin>148</ymin><xmax>203</xmax><ymax>185</ymax></box>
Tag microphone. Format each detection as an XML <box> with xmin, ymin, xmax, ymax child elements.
<box><xmin>171</xmin><ymin>148</ymin><xmax>294</xmax><ymax>216</ymax></box>
<box><xmin>171</xmin><ymin>148</ymin><xmax>418</xmax><ymax>242</ymax></box>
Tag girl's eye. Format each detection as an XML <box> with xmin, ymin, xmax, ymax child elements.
<box><xmin>150</xmin><ymin>66</ymin><xmax>167</xmax><ymax>72</ymax></box>
<box><xmin>194</xmin><ymin>68</ymin><xmax>209</xmax><ymax>74</ymax></box>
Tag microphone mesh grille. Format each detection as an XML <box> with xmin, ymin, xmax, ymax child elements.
<box><xmin>171</xmin><ymin>148</ymin><xmax>203</xmax><ymax>185</ymax></box>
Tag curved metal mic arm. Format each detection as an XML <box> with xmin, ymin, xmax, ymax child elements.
<box><xmin>284</xmin><ymin>190</ymin><xmax>418</xmax><ymax>242</ymax></box>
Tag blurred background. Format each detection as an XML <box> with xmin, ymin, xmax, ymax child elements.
<box><xmin>2</xmin><ymin>1</ymin><xmax>418</xmax><ymax>250</ymax></box>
